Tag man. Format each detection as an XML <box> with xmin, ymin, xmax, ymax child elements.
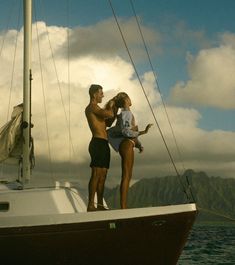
<box><xmin>85</xmin><ymin>84</ymin><xmax>116</xmax><ymax>211</ymax></box>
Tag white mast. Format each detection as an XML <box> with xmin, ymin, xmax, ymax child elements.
<box><xmin>22</xmin><ymin>0</ymin><xmax>32</xmax><ymax>184</ymax></box>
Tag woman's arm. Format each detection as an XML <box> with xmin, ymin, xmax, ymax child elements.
<box><xmin>138</xmin><ymin>124</ymin><xmax>153</xmax><ymax>136</ymax></box>
<box><xmin>105</xmin><ymin>100</ymin><xmax>118</xmax><ymax>127</ymax></box>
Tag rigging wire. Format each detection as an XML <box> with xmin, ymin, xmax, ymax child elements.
<box><xmin>0</xmin><ymin>0</ymin><xmax>19</xmax><ymax>179</ymax></box>
<box><xmin>108</xmin><ymin>0</ymin><xmax>192</xmax><ymax>202</ymax></box>
<box><xmin>129</xmin><ymin>0</ymin><xmax>185</xmax><ymax>172</ymax></box>
<box><xmin>39</xmin><ymin>0</ymin><xmax>76</xmax><ymax>159</ymax></box>
<box><xmin>0</xmin><ymin>0</ymin><xmax>18</xmax><ymax>58</ymax></box>
<box><xmin>197</xmin><ymin>207</ymin><xmax>235</xmax><ymax>223</ymax></box>
<box><xmin>6</xmin><ymin>1</ymin><xmax>22</xmax><ymax>122</ymax></box>
<box><xmin>34</xmin><ymin>0</ymin><xmax>54</xmax><ymax>179</ymax></box>
<box><xmin>129</xmin><ymin>0</ymin><xmax>196</xmax><ymax>203</ymax></box>
<box><xmin>66</xmin><ymin>0</ymin><xmax>72</xmax><ymax>176</ymax></box>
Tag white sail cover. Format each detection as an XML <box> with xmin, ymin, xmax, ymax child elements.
<box><xmin>0</xmin><ymin>104</ymin><xmax>24</xmax><ymax>163</ymax></box>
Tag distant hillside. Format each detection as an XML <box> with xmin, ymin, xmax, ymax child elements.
<box><xmin>105</xmin><ymin>169</ymin><xmax>235</xmax><ymax>222</ymax></box>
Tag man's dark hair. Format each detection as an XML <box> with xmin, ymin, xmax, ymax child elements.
<box><xmin>89</xmin><ymin>84</ymin><xmax>103</xmax><ymax>98</ymax></box>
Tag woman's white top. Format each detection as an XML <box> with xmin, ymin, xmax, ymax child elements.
<box><xmin>107</xmin><ymin>110</ymin><xmax>138</xmax><ymax>152</ymax></box>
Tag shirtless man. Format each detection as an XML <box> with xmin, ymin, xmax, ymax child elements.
<box><xmin>85</xmin><ymin>84</ymin><xmax>116</xmax><ymax>211</ymax></box>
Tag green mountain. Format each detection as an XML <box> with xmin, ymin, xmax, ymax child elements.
<box><xmin>105</xmin><ymin>169</ymin><xmax>235</xmax><ymax>222</ymax></box>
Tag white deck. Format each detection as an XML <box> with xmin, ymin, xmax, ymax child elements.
<box><xmin>0</xmin><ymin>204</ymin><xmax>197</xmax><ymax>228</ymax></box>
<box><xmin>0</xmin><ymin>182</ymin><xmax>196</xmax><ymax>228</ymax></box>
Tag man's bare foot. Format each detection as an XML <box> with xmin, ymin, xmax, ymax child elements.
<box><xmin>97</xmin><ymin>205</ymin><xmax>109</xmax><ymax>211</ymax></box>
<box><xmin>87</xmin><ymin>205</ymin><xmax>97</xmax><ymax>212</ymax></box>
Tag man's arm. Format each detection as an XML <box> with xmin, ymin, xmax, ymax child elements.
<box><xmin>92</xmin><ymin>104</ymin><xmax>114</xmax><ymax>119</ymax></box>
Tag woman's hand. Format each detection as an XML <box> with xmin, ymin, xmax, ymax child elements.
<box><xmin>138</xmin><ymin>123</ymin><xmax>153</xmax><ymax>136</ymax></box>
<box><xmin>105</xmin><ymin>100</ymin><xmax>118</xmax><ymax>127</ymax></box>
<box><xmin>144</xmin><ymin>123</ymin><xmax>153</xmax><ymax>133</ymax></box>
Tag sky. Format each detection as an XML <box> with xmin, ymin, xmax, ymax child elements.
<box><xmin>0</xmin><ymin>0</ymin><xmax>235</xmax><ymax>187</ymax></box>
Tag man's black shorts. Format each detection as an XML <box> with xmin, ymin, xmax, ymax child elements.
<box><xmin>89</xmin><ymin>137</ymin><xmax>110</xmax><ymax>169</ymax></box>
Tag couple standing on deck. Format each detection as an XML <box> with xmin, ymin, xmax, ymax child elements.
<box><xmin>85</xmin><ymin>84</ymin><xmax>152</xmax><ymax>211</ymax></box>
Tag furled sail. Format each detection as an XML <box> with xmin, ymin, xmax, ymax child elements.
<box><xmin>0</xmin><ymin>104</ymin><xmax>34</xmax><ymax>166</ymax></box>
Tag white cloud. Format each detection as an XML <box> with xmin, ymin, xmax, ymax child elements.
<box><xmin>172</xmin><ymin>20</ymin><xmax>212</xmax><ymax>51</ymax></box>
<box><xmin>1</xmin><ymin>22</ymin><xmax>235</xmax><ymax>185</ymax></box>
<box><xmin>59</xmin><ymin>17</ymin><xmax>162</xmax><ymax>61</ymax></box>
<box><xmin>170</xmin><ymin>37</ymin><xmax>235</xmax><ymax>109</ymax></box>
<box><xmin>220</xmin><ymin>32</ymin><xmax>235</xmax><ymax>48</ymax></box>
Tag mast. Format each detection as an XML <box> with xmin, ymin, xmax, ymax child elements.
<box><xmin>22</xmin><ymin>0</ymin><xmax>32</xmax><ymax>184</ymax></box>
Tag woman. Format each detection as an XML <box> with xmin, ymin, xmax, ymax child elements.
<box><xmin>108</xmin><ymin>92</ymin><xmax>152</xmax><ymax>209</ymax></box>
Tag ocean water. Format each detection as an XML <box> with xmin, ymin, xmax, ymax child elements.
<box><xmin>178</xmin><ymin>223</ymin><xmax>235</xmax><ymax>265</ymax></box>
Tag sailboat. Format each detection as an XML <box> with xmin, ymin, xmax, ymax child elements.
<box><xmin>0</xmin><ymin>1</ymin><xmax>197</xmax><ymax>265</ymax></box>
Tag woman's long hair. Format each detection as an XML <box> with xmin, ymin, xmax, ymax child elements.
<box><xmin>114</xmin><ymin>92</ymin><xmax>129</xmax><ymax>108</ymax></box>
<box><xmin>104</xmin><ymin>92</ymin><xmax>129</xmax><ymax>109</ymax></box>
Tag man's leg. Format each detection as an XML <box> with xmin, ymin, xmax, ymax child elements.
<box><xmin>87</xmin><ymin>167</ymin><xmax>100</xmax><ymax>211</ymax></box>
<box><xmin>97</xmin><ymin>168</ymin><xmax>108</xmax><ymax>209</ymax></box>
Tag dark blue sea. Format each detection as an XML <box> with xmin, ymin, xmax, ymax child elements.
<box><xmin>178</xmin><ymin>223</ymin><xmax>235</xmax><ymax>265</ymax></box>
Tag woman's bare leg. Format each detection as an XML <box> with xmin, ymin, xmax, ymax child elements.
<box><xmin>119</xmin><ymin>140</ymin><xmax>134</xmax><ymax>209</ymax></box>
